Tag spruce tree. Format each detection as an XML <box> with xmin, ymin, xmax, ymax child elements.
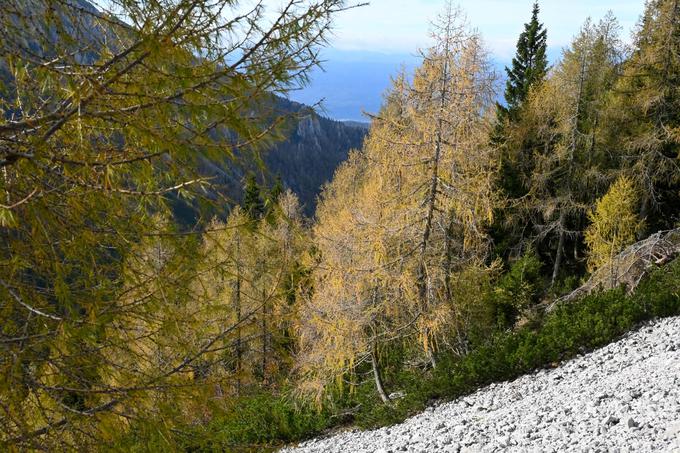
<box><xmin>269</xmin><ymin>175</ymin><xmax>284</xmax><ymax>203</ymax></box>
<box><xmin>503</xmin><ymin>2</ymin><xmax>549</xmax><ymax>120</ymax></box>
<box><xmin>243</xmin><ymin>173</ymin><xmax>265</xmax><ymax>220</ymax></box>
<box><xmin>263</xmin><ymin>175</ymin><xmax>285</xmax><ymax>222</ymax></box>
<box><xmin>491</xmin><ymin>3</ymin><xmax>549</xmax><ymax>259</ymax></box>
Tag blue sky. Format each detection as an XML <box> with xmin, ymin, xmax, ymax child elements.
<box><xmin>96</xmin><ymin>1</ymin><xmax>649</xmax><ymax>120</ymax></box>
<box><xmin>99</xmin><ymin>0</ymin><xmax>648</xmax><ymax>120</ymax></box>
<box><xmin>328</xmin><ymin>0</ymin><xmax>646</xmax><ymax>59</ymax></box>
<box><xmin>286</xmin><ymin>0</ymin><xmax>648</xmax><ymax>121</ymax></box>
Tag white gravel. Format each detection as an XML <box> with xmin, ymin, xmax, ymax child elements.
<box><xmin>283</xmin><ymin>316</ymin><xmax>680</xmax><ymax>452</ymax></box>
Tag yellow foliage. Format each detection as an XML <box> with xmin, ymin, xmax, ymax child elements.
<box><xmin>585</xmin><ymin>176</ymin><xmax>644</xmax><ymax>271</ymax></box>
<box><xmin>295</xmin><ymin>6</ymin><xmax>500</xmax><ymax>403</ymax></box>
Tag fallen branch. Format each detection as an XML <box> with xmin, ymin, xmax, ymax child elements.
<box><xmin>546</xmin><ymin>228</ymin><xmax>680</xmax><ymax>312</ymax></box>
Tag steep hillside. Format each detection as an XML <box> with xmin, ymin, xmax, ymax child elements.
<box><xmin>195</xmin><ymin>97</ymin><xmax>366</xmax><ymax>218</ymax></box>
<box><xmin>264</xmin><ymin>99</ymin><xmax>367</xmax><ymax>215</ymax></box>
<box><xmin>284</xmin><ymin>316</ymin><xmax>680</xmax><ymax>452</ymax></box>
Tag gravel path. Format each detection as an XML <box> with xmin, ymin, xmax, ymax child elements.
<box><xmin>283</xmin><ymin>316</ymin><xmax>680</xmax><ymax>452</ymax></box>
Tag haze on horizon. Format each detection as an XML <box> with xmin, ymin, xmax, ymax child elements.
<box><xmin>287</xmin><ymin>0</ymin><xmax>647</xmax><ymax>121</ymax></box>
<box><xmin>329</xmin><ymin>0</ymin><xmax>644</xmax><ymax>58</ymax></box>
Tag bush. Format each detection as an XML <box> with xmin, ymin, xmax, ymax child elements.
<box><xmin>491</xmin><ymin>251</ymin><xmax>544</xmax><ymax>328</ymax></box>
<box><xmin>109</xmin><ymin>392</ymin><xmax>332</xmax><ymax>452</ymax></box>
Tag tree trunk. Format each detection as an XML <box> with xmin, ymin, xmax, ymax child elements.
<box><xmin>551</xmin><ymin>210</ymin><xmax>567</xmax><ymax>287</ymax></box>
<box><xmin>261</xmin><ymin>288</ymin><xmax>268</xmax><ymax>384</ymax></box>
<box><xmin>427</xmin><ymin>347</ymin><xmax>437</xmax><ymax>369</ymax></box>
<box><xmin>371</xmin><ymin>345</ymin><xmax>391</xmax><ymax>404</ymax></box>
<box><xmin>416</xmin><ymin>30</ymin><xmax>451</xmax><ymax>307</ymax></box>
<box><xmin>640</xmin><ymin>194</ymin><xmax>649</xmax><ymax>225</ymax></box>
<box><xmin>234</xmin><ymin>236</ymin><xmax>242</xmax><ymax>394</ymax></box>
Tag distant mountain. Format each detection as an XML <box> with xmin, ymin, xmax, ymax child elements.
<box><xmin>192</xmin><ymin>98</ymin><xmax>367</xmax><ymax>218</ymax></box>
<box><xmin>264</xmin><ymin>99</ymin><xmax>367</xmax><ymax>214</ymax></box>
<box><xmin>289</xmin><ymin>49</ymin><xmax>420</xmax><ymax>121</ymax></box>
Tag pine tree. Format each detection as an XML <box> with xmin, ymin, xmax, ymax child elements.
<box><xmin>502</xmin><ymin>2</ymin><xmax>549</xmax><ymax>120</ymax></box>
<box><xmin>243</xmin><ymin>173</ymin><xmax>265</xmax><ymax>220</ymax></box>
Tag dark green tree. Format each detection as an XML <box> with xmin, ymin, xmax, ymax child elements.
<box><xmin>269</xmin><ymin>175</ymin><xmax>284</xmax><ymax>203</ymax></box>
<box><xmin>243</xmin><ymin>173</ymin><xmax>265</xmax><ymax>220</ymax></box>
<box><xmin>491</xmin><ymin>2</ymin><xmax>549</xmax><ymax>259</ymax></box>
<box><xmin>502</xmin><ymin>2</ymin><xmax>549</xmax><ymax>120</ymax></box>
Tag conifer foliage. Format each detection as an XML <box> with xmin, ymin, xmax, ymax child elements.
<box><xmin>604</xmin><ymin>0</ymin><xmax>680</xmax><ymax>230</ymax></box>
<box><xmin>0</xmin><ymin>0</ymin><xmax>350</xmax><ymax>449</ymax></box>
<box><xmin>296</xmin><ymin>4</ymin><xmax>499</xmax><ymax>403</ymax></box>
<box><xmin>585</xmin><ymin>176</ymin><xmax>644</xmax><ymax>272</ymax></box>
<box><xmin>502</xmin><ymin>2</ymin><xmax>549</xmax><ymax>120</ymax></box>
<box><xmin>3</xmin><ymin>0</ymin><xmax>680</xmax><ymax>450</ymax></box>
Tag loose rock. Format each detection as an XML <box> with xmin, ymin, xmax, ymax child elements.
<box><xmin>282</xmin><ymin>317</ymin><xmax>680</xmax><ymax>452</ymax></box>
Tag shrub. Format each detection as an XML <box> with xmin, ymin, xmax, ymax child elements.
<box><xmin>491</xmin><ymin>251</ymin><xmax>544</xmax><ymax>328</ymax></box>
<box><xmin>109</xmin><ymin>259</ymin><xmax>680</xmax><ymax>449</ymax></box>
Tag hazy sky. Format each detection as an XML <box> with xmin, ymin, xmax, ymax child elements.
<box><xmin>327</xmin><ymin>0</ymin><xmax>646</xmax><ymax>59</ymax></box>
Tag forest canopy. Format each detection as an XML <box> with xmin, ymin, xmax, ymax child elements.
<box><xmin>1</xmin><ymin>0</ymin><xmax>679</xmax><ymax>450</ymax></box>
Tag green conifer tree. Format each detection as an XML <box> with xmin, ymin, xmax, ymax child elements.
<box><xmin>269</xmin><ymin>175</ymin><xmax>284</xmax><ymax>202</ymax></box>
<box><xmin>243</xmin><ymin>173</ymin><xmax>264</xmax><ymax>220</ymax></box>
<box><xmin>502</xmin><ymin>2</ymin><xmax>549</xmax><ymax>120</ymax></box>
<box><xmin>491</xmin><ymin>2</ymin><xmax>549</xmax><ymax>258</ymax></box>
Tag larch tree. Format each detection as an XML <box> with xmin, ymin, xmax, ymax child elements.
<box><xmin>0</xmin><ymin>0</ymin><xmax>352</xmax><ymax>448</ymax></box>
<box><xmin>296</xmin><ymin>149</ymin><xmax>396</xmax><ymax>403</ymax></box>
<box><xmin>585</xmin><ymin>176</ymin><xmax>644</xmax><ymax>277</ymax></box>
<box><xmin>602</xmin><ymin>0</ymin><xmax>680</xmax><ymax>231</ymax></box>
<box><xmin>196</xmin><ymin>208</ymin><xmax>257</xmax><ymax>394</ymax></box>
<box><xmin>407</xmin><ymin>5</ymin><xmax>498</xmax><ymax>361</ymax></box>
<box><xmin>296</xmin><ymin>3</ymin><xmax>499</xmax><ymax>404</ymax></box>
<box><xmin>194</xmin><ymin>191</ymin><xmax>307</xmax><ymax>395</ymax></box>
<box><xmin>252</xmin><ymin>189</ymin><xmax>307</xmax><ymax>385</ymax></box>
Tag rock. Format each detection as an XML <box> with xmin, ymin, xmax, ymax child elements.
<box><xmin>627</xmin><ymin>418</ymin><xmax>639</xmax><ymax>429</ymax></box>
<box><xmin>665</xmin><ymin>421</ymin><xmax>680</xmax><ymax>438</ymax></box>
<box><xmin>603</xmin><ymin>415</ymin><xmax>620</xmax><ymax>426</ymax></box>
<box><xmin>389</xmin><ymin>391</ymin><xmax>406</xmax><ymax>400</ymax></box>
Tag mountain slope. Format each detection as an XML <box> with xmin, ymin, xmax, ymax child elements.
<box><xmin>2</xmin><ymin>0</ymin><xmax>366</xmax><ymax>218</ymax></box>
<box><xmin>180</xmin><ymin>97</ymin><xmax>366</xmax><ymax>219</ymax></box>
<box><xmin>284</xmin><ymin>316</ymin><xmax>680</xmax><ymax>452</ymax></box>
<box><xmin>264</xmin><ymin>99</ymin><xmax>367</xmax><ymax>214</ymax></box>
